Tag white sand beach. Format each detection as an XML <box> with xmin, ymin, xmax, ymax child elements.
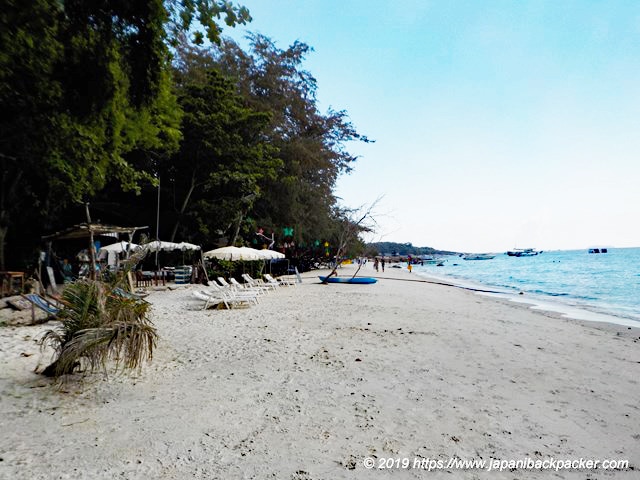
<box><xmin>1</xmin><ymin>265</ymin><xmax>638</xmax><ymax>479</ymax></box>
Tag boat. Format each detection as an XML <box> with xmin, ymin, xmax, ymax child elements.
<box><xmin>422</xmin><ymin>258</ymin><xmax>440</xmax><ymax>264</ymax></box>
<box><xmin>318</xmin><ymin>276</ymin><xmax>378</xmax><ymax>284</ymax></box>
<box><xmin>507</xmin><ymin>248</ymin><xmax>540</xmax><ymax>257</ymax></box>
<box><xmin>463</xmin><ymin>254</ymin><xmax>495</xmax><ymax>260</ymax></box>
<box><xmin>588</xmin><ymin>248</ymin><xmax>608</xmax><ymax>254</ymax></box>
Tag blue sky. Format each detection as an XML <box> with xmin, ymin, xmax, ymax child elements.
<box><xmin>223</xmin><ymin>1</ymin><xmax>640</xmax><ymax>252</ymax></box>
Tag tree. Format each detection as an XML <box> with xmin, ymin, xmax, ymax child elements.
<box><xmin>212</xmin><ymin>34</ymin><xmax>373</xmax><ymax>249</ymax></box>
<box><xmin>322</xmin><ymin>201</ymin><xmax>379</xmax><ymax>283</ymax></box>
<box><xmin>0</xmin><ymin>0</ymin><xmax>251</xmax><ymax>269</ymax></box>
<box><xmin>165</xmin><ymin>0</ymin><xmax>251</xmax><ymax>46</ymax></box>
<box><xmin>40</xmin><ymin>251</ymin><xmax>157</xmax><ymax>378</ymax></box>
<box><xmin>165</xmin><ymin>68</ymin><xmax>279</xmax><ymax>245</ymax></box>
<box><xmin>0</xmin><ymin>0</ymin><xmax>64</xmax><ymax>269</ymax></box>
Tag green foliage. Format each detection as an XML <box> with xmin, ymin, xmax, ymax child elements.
<box><xmin>165</xmin><ymin>0</ymin><xmax>251</xmax><ymax>46</ymax></box>
<box><xmin>164</xmin><ymin>65</ymin><xmax>280</xmax><ymax>243</ymax></box>
<box><xmin>1</xmin><ymin>0</ymin><xmax>373</xmax><ymax>271</ymax></box>
<box><xmin>212</xmin><ymin>35</ymin><xmax>373</xmax><ymax>249</ymax></box>
<box><xmin>207</xmin><ymin>259</ymin><xmax>263</xmax><ymax>282</ymax></box>
<box><xmin>0</xmin><ymin>0</ymin><xmax>231</xmax><ymax>268</ymax></box>
<box><xmin>40</xmin><ymin>278</ymin><xmax>157</xmax><ymax>378</ymax></box>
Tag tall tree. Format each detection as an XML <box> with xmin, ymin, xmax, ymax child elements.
<box><xmin>165</xmin><ymin>68</ymin><xmax>279</xmax><ymax>245</ymax></box>
<box><xmin>0</xmin><ymin>0</ymin><xmax>250</xmax><ymax>269</ymax></box>
<box><xmin>212</xmin><ymin>34</ymin><xmax>372</xmax><ymax>249</ymax></box>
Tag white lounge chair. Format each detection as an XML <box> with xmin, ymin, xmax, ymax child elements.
<box><xmin>193</xmin><ymin>290</ymin><xmax>229</xmax><ymax>310</ymax></box>
<box><xmin>228</xmin><ymin>277</ymin><xmax>267</xmax><ymax>295</ymax></box>
<box><xmin>242</xmin><ymin>273</ymin><xmax>277</xmax><ymax>291</ymax></box>
<box><xmin>216</xmin><ymin>277</ymin><xmax>234</xmax><ymax>289</ymax></box>
<box><xmin>208</xmin><ymin>283</ymin><xmax>261</xmax><ymax>305</ymax></box>
<box><xmin>264</xmin><ymin>273</ymin><xmax>295</xmax><ymax>287</ymax></box>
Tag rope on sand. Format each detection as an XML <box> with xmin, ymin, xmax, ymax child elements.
<box><xmin>371</xmin><ymin>275</ymin><xmax>508</xmax><ymax>294</ymax></box>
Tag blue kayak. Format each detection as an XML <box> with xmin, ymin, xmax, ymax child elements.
<box><xmin>318</xmin><ymin>276</ymin><xmax>378</xmax><ymax>284</ymax></box>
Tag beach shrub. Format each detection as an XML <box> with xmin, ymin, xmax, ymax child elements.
<box><xmin>40</xmin><ymin>277</ymin><xmax>157</xmax><ymax>379</ymax></box>
<box><xmin>207</xmin><ymin>259</ymin><xmax>264</xmax><ymax>282</ymax></box>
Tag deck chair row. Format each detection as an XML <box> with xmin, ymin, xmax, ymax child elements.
<box><xmin>193</xmin><ymin>273</ymin><xmax>295</xmax><ymax>310</ymax></box>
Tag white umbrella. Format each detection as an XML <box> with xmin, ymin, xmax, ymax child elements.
<box><xmin>256</xmin><ymin>249</ymin><xmax>285</xmax><ymax>260</ymax></box>
<box><xmin>98</xmin><ymin>241</ymin><xmax>141</xmax><ymax>254</ymax></box>
<box><xmin>204</xmin><ymin>246</ymin><xmax>262</xmax><ymax>261</ymax></box>
<box><xmin>98</xmin><ymin>241</ymin><xmax>141</xmax><ymax>266</ymax></box>
<box><xmin>177</xmin><ymin>242</ymin><xmax>201</xmax><ymax>251</ymax></box>
<box><xmin>237</xmin><ymin>247</ymin><xmax>264</xmax><ymax>260</ymax></box>
<box><xmin>144</xmin><ymin>240</ymin><xmax>182</xmax><ymax>252</ymax></box>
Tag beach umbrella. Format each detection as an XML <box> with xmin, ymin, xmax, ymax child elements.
<box><xmin>237</xmin><ymin>246</ymin><xmax>264</xmax><ymax>260</ymax></box>
<box><xmin>144</xmin><ymin>240</ymin><xmax>182</xmax><ymax>252</ymax></box>
<box><xmin>255</xmin><ymin>248</ymin><xmax>287</xmax><ymax>274</ymax></box>
<box><xmin>204</xmin><ymin>246</ymin><xmax>262</xmax><ymax>261</ymax></box>
<box><xmin>256</xmin><ymin>249</ymin><xmax>286</xmax><ymax>260</ymax></box>
<box><xmin>177</xmin><ymin>242</ymin><xmax>201</xmax><ymax>251</ymax></box>
<box><xmin>174</xmin><ymin>241</ymin><xmax>201</xmax><ymax>265</ymax></box>
<box><xmin>98</xmin><ymin>241</ymin><xmax>141</xmax><ymax>267</ymax></box>
<box><xmin>98</xmin><ymin>241</ymin><xmax>141</xmax><ymax>254</ymax></box>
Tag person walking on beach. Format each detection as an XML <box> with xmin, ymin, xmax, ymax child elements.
<box><xmin>381</xmin><ymin>258</ymin><xmax>385</xmax><ymax>272</ymax></box>
<box><xmin>408</xmin><ymin>262</ymin><xmax>412</xmax><ymax>273</ymax></box>
<box><xmin>374</xmin><ymin>258</ymin><xmax>379</xmax><ymax>272</ymax></box>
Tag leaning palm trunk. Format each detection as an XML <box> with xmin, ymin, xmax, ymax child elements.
<box><xmin>322</xmin><ymin>201</ymin><xmax>379</xmax><ymax>284</ymax></box>
<box><xmin>40</xmin><ymin>275</ymin><xmax>157</xmax><ymax>378</ymax></box>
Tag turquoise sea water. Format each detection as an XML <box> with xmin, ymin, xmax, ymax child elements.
<box><xmin>413</xmin><ymin>247</ymin><xmax>640</xmax><ymax>326</ymax></box>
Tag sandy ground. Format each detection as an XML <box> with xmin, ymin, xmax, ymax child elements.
<box><xmin>0</xmin><ymin>264</ymin><xmax>638</xmax><ymax>479</ymax></box>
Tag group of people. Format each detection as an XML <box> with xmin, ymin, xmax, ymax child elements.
<box><xmin>372</xmin><ymin>257</ymin><xmax>413</xmax><ymax>273</ymax></box>
<box><xmin>373</xmin><ymin>257</ymin><xmax>386</xmax><ymax>272</ymax></box>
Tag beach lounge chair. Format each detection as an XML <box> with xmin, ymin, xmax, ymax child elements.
<box><xmin>193</xmin><ymin>290</ymin><xmax>230</xmax><ymax>310</ymax></box>
<box><xmin>211</xmin><ymin>283</ymin><xmax>260</xmax><ymax>304</ymax></box>
<box><xmin>262</xmin><ymin>274</ymin><xmax>281</xmax><ymax>288</ymax></box>
<box><xmin>264</xmin><ymin>273</ymin><xmax>295</xmax><ymax>287</ymax></box>
<box><xmin>112</xmin><ymin>287</ymin><xmax>150</xmax><ymax>303</ymax></box>
<box><xmin>216</xmin><ymin>277</ymin><xmax>235</xmax><ymax>289</ymax></box>
<box><xmin>229</xmin><ymin>277</ymin><xmax>267</xmax><ymax>296</ymax></box>
<box><xmin>21</xmin><ymin>293</ymin><xmax>60</xmax><ymax>323</ymax></box>
<box><xmin>242</xmin><ymin>273</ymin><xmax>277</xmax><ymax>291</ymax></box>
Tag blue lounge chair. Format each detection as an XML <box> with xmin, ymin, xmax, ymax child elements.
<box><xmin>21</xmin><ymin>293</ymin><xmax>60</xmax><ymax>322</ymax></box>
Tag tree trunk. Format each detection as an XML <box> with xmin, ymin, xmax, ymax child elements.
<box><xmin>321</xmin><ymin>208</ymin><xmax>373</xmax><ymax>284</ymax></box>
<box><xmin>229</xmin><ymin>210</ymin><xmax>244</xmax><ymax>246</ymax></box>
<box><xmin>170</xmin><ymin>172</ymin><xmax>197</xmax><ymax>242</ymax></box>
<box><xmin>0</xmin><ymin>166</ymin><xmax>23</xmax><ymax>270</ymax></box>
<box><xmin>0</xmin><ymin>225</ymin><xmax>7</xmax><ymax>271</ymax></box>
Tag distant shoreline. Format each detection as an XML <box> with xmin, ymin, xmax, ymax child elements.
<box><xmin>402</xmin><ymin>248</ymin><xmax>640</xmax><ymax>330</ymax></box>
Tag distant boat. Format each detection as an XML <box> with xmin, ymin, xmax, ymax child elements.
<box><xmin>507</xmin><ymin>248</ymin><xmax>540</xmax><ymax>257</ymax></box>
<box><xmin>463</xmin><ymin>254</ymin><xmax>495</xmax><ymax>260</ymax></box>
<box><xmin>319</xmin><ymin>276</ymin><xmax>378</xmax><ymax>284</ymax></box>
<box><xmin>421</xmin><ymin>257</ymin><xmax>440</xmax><ymax>264</ymax></box>
<box><xmin>422</xmin><ymin>256</ymin><xmax>448</xmax><ymax>265</ymax></box>
<box><xmin>588</xmin><ymin>248</ymin><xmax>608</xmax><ymax>254</ymax></box>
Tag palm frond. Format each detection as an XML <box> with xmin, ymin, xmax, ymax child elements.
<box><xmin>39</xmin><ymin>277</ymin><xmax>157</xmax><ymax>379</ymax></box>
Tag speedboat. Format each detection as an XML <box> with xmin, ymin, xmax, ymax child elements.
<box><xmin>463</xmin><ymin>254</ymin><xmax>495</xmax><ymax>260</ymax></box>
<box><xmin>507</xmin><ymin>248</ymin><xmax>539</xmax><ymax>257</ymax></box>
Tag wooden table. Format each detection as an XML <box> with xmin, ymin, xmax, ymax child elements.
<box><xmin>1</xmin><ymin>271</ymin><xmax>25</xmax><ymax>297</ymax></box>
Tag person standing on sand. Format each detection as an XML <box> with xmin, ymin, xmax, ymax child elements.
<box><xmin>374</xmin><ymin>258</ymin><xmax>379</xmax><ymax>272</ymax></box>
<box><xmin>381</xmin><ymin>258</ymin><xmax>385</xmax><ymax>272</ymax></box>
<box><xmin>408</xmin><ymin>262</ymin><xmax>412</xmax><ymax>273</ymax></box>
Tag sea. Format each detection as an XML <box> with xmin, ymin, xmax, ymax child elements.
<box><xmin>412</xmin><ymin>247</ymin><xmax>640</xmax><ymax>328</ymax></box>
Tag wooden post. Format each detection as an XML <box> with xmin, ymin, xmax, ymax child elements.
<box><xmin>85</xmin><ymin>203</ymin><xmax>96</xmax><ymax>280</ymax></box>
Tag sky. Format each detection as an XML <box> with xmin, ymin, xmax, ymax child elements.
<box><xmin>222</xmin><ymin>0</ymin><xmax>640</xmax><ymax>252</ymax></box>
